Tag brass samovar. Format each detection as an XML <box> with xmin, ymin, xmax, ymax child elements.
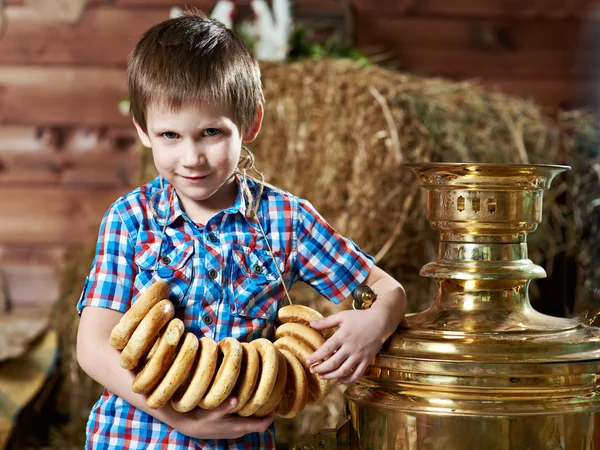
<box><xmin>297</xmin><ymin>163</ymin><xmax>600</xmax><ymax>450</ymax></box>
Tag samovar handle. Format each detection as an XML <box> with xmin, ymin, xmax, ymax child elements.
<box><xmin>584</xmin><ymin>288</ymin><xmax>600</xmax><ymax>327</ymax></box>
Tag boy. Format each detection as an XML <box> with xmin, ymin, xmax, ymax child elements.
<box><xmin>76</xmin><ymin>12</ymin><xmax>406</xmax><ymax>449</ymax></box>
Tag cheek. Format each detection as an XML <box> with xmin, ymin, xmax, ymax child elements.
<box><xmin>150</xmin><ymin>143</ymin><xmax>175</xmax><ymax>166</ymax></box>
<box><xmin>208</xmin><ymin>143</ymin><xmax>240</xmax><ymax>170</ymax></box>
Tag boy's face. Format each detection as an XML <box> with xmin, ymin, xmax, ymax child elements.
<box><xmin>134</xmin><ymin>102</ymin><xmax>261</xmax><ymax>216</ymax></box>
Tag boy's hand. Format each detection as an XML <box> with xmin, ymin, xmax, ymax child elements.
<box><xmin>181</xmin><ymin>397</ymin><xmax>273</xmax><ymax>440</ymax></box>
<box><xmin>306</xmin><ymin>308</ymin><xmax>387</xmax><ymax>384</ymax></box>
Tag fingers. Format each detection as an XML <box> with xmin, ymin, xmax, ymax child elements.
<box><xmin>209</xmin><ymin>397</ymin><xmax>238</xmax><ymax>416</ymax></box>
<box><xmin>309</xmin><ymin>313</ymin><xmax>343</xmax><ymax>330</ymax></box>
<box><xmin>306</xmin><ymin>336</ymin><xmax>340</xmax><ymax>365</ymax></box>
<box><xmin>223</xmin><ymin>413</ymin><xmax>274</xmax><ymax>437</ymax></box>
<box><xmin>337</xmin><ymin>359</ymin><xmax>369</xmax><ymax>384</ymax></box>
<box><xmin>310</xmin><ymin>348</ymin><xmax>347</xmax><ymax>376</ymax></box>
<box><xmin>315</xmin><ymin>355</ymin><xmax>357</xmax><ymax>381</ymax></box>
<box><xmin>190</xmin><ymin>399</ymin><xmax>273</xmax><ymax>439</ymax></box>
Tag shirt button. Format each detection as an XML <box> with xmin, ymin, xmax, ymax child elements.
<box><xmin>161</xmin><ymin>256</ymin><xmax>171</xmax><ymax>265</ymax></box>
<box><xmin>203</xmin><ymin>315</ymin><xmax>213</xmax><ymax>325</ymax></box>
<box><xmin>254</xmin><ymin>264</ymin><xmax>264</xmax><ymax>274</ymax></box>
<box><xmin>208</xmin><ymin>269</ymin><xmax>218</xmax><ymax>279</ymax></box>
<box><xmin>207</xmin><ymin>233</ymin><xmax>218</xmax><ymax>243</ymax></box>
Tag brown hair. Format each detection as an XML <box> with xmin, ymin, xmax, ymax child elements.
<box><xmin>127</xmin><ymin>11</ymin><xmax>264</xmax><ymax>134</ymax></box>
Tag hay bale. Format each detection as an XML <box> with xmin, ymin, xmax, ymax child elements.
<box><xmin>56</xmin><ymin>59</ymin><xmax>600</xmax><ymax>448</ymax></box>
<box><xmin>253</xmin><ymin>59</ymin><xmax>579</xmax><ymax>312</ymax></box>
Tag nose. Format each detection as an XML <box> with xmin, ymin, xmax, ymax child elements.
<box><xmin>180</xmin><ymin>141</ymin><xmax>206</xmax><ymax>168</ymax></box>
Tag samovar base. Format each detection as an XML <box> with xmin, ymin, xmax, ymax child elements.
<box><xmin>344</xmin><ymin>385</ymin><xmax>597</xmax><ymax>450</ymax></box>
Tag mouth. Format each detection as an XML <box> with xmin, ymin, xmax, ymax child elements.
<box><xmin>182</xmin><ymin>174</ymin><xmax>210</xmax><ymax>182</ymax></box>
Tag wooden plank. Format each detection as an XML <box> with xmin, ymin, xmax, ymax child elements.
<box><xmin>352</xmin><ymin>0</ymin><xmax>593</xmax><ymax>18</ymax></box>
<box><xmin>0</xmin><ymin>244</ymin><xmax>67</xmax><ymax>310</ymax></box>
<box><xmin>115</xmin><ymin>0</ymin><xmax>342</xmax><ymax>14</ymax></box>
<box><xmin>479</xmin><ymin>78</ymin><xmax>582</xmax><ymax>110</ymax></box>
<box><xmin>0</xmin><ymin>265</ymin><xmax>60</xmax><ymax>307</ymax></box>
<box><xmin>5</xmin><ymin>0</ymin><xmax>104</xmax><ymax>5</ymax></box>
<box><xmin>0</xmin><ymin>126</ymin><xmax>46</xmax><ymax>153</ymax></box>
<box><xmin>0</xmin><ymin>6</ymin><xmax>168</xmax><ymax>65</ymax></box>
<box><xmin>356</xmin><ymin>45</ymin><xmax>579</xmax><ymax>79</ymax></box>
<box><xmin>0</xmin><ymin>186</ymin><xmax>129</xmax><ymax>245</ymax></box>
<box><xmin>0</xmin><ymin>149</ymin><xmax>139</xmax><ymax>187</ymax></box>
<box><xmin>0</xmin><ymin>126</ymin><xmax>137</xmax><ymax>153</ymax></box>
<box><xmin>390</xmin><ymin>48</ymin><xmax>578</xmax><ymax>78</ymax></box>
<box><xmin>0</xmin><ymin>66</ymin><xmax>128</xmax><ymax>126</ymax></box>
<box><xmin>115</xmin><ymin>0</ymin><xmax>213</xmax><ymax>7</ymax></box>
<box><xmin>0</xmin><ymin>244</ymin><xmax>67</xmax><ymax>266</ymax></box>
<box><xmin>355</xmin><ymin>15</ymin><xmax>582</xmax><ymax>51</ymax></box>
<box><xmin>0</xmin><ymin>126</ymin><xmax>140</xmax><ymax>186</ymax></box>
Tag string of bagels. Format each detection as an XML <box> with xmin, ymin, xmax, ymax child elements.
<box><xmin>109</xmin><ymin>280</ymin><xmax>339</xmax><ymax>419</ymax></box>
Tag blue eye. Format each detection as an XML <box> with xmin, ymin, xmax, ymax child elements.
<box><xmin>203</xmin><ymin>128</ymin><xmax>220</xmax><ymax>137</ymax></box>
<box><xmin>161</xmin><ymin>132</ymin><xmax>179</xmax><ymax>140</ymax></box>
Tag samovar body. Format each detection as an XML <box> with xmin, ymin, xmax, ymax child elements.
<box><xmin>341</xmin><ymin>164</ymin><xmax>600</xmax><ymax>450</ymax></box>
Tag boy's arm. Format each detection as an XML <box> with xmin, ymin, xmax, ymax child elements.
<box><xmin>77</xmin><ymin>306</ymin><xmax>273</xmax><ymax>440</ymax></box>
<box><xmin>305</xmin><ymin>265</ymin><xmax>406</xmax><ymax>384</ymax></box>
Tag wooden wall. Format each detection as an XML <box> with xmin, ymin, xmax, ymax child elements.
<box><xmin>0</xmin><ymin>0</ymin><xmax>595</xmax><ymax>308</ymax></box>
<box><xmin>354</xmin><ymin>0</ymin><xmax>598</xmax><ymax>111</ymax></box>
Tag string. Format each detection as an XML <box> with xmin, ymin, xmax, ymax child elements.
<box><xmin>236</xmin><ymin>145</ymin><xmax>293</xmax><ymax>306</ymax></box>
<box><xmin>253</xmin><ymin>215</ymin><xmax>293</xmax><ymax>306</ymax></box>
<box><xmin>148</xmin><ymin>177</ymin><xmax>173</xmax><ymax>271</ymax></box>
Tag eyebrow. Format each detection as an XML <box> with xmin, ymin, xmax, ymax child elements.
<box><xmin>150</xmin><ymin>119</ymin><xmax>232</xmax><ymax>134</ymax></box>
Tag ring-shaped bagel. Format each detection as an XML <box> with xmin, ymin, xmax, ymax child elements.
<box><xmin>274</xmin><ymin>335</ymin><xmax>330</xmax><ymax>405</ymax></box>
<box><xmin>276</xmin><ymin>304</ymin><xmax>334</xmax><ymax>339</ymax></box>
<box><xmin>198</xmin><ymin>338</ymin><xmax>243</xmax><ymax>409</ymax></box>
<box><xmin>132</xmin><ymin>318</ymin><xmax>184</xmax><ymax>394</ymax></box>
<box><xmin>110</xmin><ymin>280</ymin><xmax>170</xmax><ymax>350</ymax></box>
<box><xmin>237</xmin><ymin>338</ymin><xmax>279</xmax><ymax>417</ymax></box>
<box><xmin>120</xmin><ymin>299</ymin><xmax>174</xmax><ymax>370</ymax></box>
<box><xmin>274</xmin><ymin>322</ymin><xmax>325</xmax><ymax>352</ymax></box>
<box><xmin>254</xmin><ymin>348</ymin><xmax>287</xmax><ymax>417</ymax></box>
<box><xmin>146</xmin><ymin>332</ymin><xmax>199</xmax><ymax>409</ymax></box>
<box><xmin>275</xmin><ymin>348</ymin><xmax>308</xmax><ymax>419</ymax></box>
<box><xmin>229</xmin><ymin>342</ymin><xmax>260</xmax><ymax>414</ymax></box>
<box><xmin>171</xmin><ymin>337</ymin><xmax>219</xmax><ymax>413</ymax></box>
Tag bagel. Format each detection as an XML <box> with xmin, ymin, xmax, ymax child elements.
<box><xmin>254</xmin><ymin>349</ymin><xmax>287</xmax><ymax>417</ymax></box>
<box><xmin>145</xmin><ymin>333</ymin><xmax>161</xmax><ymax>361</ymax></box>
<box><xmin>276</xmin><ymin>304</ymin><xmax>334</xmax><ymax>339</ymax></box>
<box><xmin>274</xmin><ymin>322</ymin><xmax>325</xmax><ymax>352</ymax></box>
<box><xmin>198</xmin><ymin>338</ymin><xmax>243</xmax><ymax>409</ymax></box>
<box><xmin>229</xmin><ymin>342</ymin><xmax>260</xmax><ymax>414</ymax></box>
<box><xmin>171</xmin><ymin>337</ymin><xmax>219</xmax><ymax>413</ymax></box>
<box><xmin>274</xmin><ymin>335</ymin><xmax>330</xmax><ymax>405</ymax></box>
<box><xmin>275</xmin><ymin>349</ymin><xmax>308</xmax><ymax>419</ymax></box>
<box><xmin>132</xmin><ymin>318</ymin><xmax>184</xmax><ymax>394</ymax></box>
<box><xmin>120</xmin><ymin>299</ymin><xmax>174</xmax><ymax>370</ymax></box>
<box><xmin>146</xmin><ymin>332</ymin><xmax>199</xmax><ymax>409</ymax></box>
<box><xmin>110</xmin><ymin>280</ymin><xmax>170</xmax><ymax>349</ymax></box>
<box><xmin>237</xmin><ymin>338</ymin><xmax>279</xmax><ymax>417</ymax></box>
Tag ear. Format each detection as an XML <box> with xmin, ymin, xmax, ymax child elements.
<box><xmin>133</xmin><ymin>117</ymin><xmax>152</xmax><ymax>148</ymax></box>
<box><xmin>242</xmin><ymin>102</ymin><xmax>264</xmax><ymax>144</ymax></box>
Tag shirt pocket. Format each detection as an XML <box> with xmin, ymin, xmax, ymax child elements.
<box><xmin>230</xmin><ymin>244</ymin><xmax>285</xmax><ymax>320</ymax></box>
<box><xmin>134</xmin><ymin>240</ymin><xmax>194</xmax><ymax>307</ymax></box>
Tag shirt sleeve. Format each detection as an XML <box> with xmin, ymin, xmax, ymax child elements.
<box><xmin>293</xmin><ymin>198</ymin><xmax>375</xmax><ymax>304</ymax></box>
<box><xmin>77</xmin><ymin>202</ymin><xmax>135</xmax><ymax>315</ymax></box>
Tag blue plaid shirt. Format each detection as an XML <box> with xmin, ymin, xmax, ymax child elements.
<box><xmin>78</xmin><ymin>175</ymin><xmax>374</xmax><ymax>449</ymax></box>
